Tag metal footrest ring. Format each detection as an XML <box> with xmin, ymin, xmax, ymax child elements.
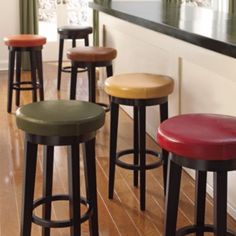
<box><xmin>115</xmin><ymin>149</ymin><xmax>162</xmax><ymax>171</ymax></box>
<box><xmin>13</xmin><ymin>81</ymin><xmax>41</xmax><ymax>91</ymax></box>
<box><xmin>61</xmin><ymin>66</ymin><xmax>87</xmax><ymax>73</ymax></box>
<box><xmin>176</xmin><ymin>224</ymin><xmax>236</xmax><ymax>236</ymax></box>
<box><xmin>32</xmin><ymin>194</ymin><xmax>93</xmax><ymax>228</ymax></box>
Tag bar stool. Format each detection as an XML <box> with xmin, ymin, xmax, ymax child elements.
<box><xmin>104</xmin><ymin>73</ymin><xmax>174</xmax><ymax>210</ymax></box>
<box><xmin>4</xmin><ymin>34</ymin><xmax>46</xmax><ymax>113</ymax></box>
<box><xmin>67</xmin><ymin>46</ymin><xmax>117</xmax><ymax>110</ymax></box>
<box><xmin>157</xmin><ymin>113</ymin><xmax>236</xmax><ymax>236</ymax></box>
<box><xmin>16</xmin><ymin>100</ymin><xmax>105</xmax><ymax>236</ymax></box>
<box><xmin>57</xmin><ymin>25</ymin><xmax>93</xmax><ymax>90</ymax></box>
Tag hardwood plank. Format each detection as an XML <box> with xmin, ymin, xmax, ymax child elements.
<box><xmin>0</xmin><ymin>63</ymin><xmax>236</xmax><ymax>236</ymax></box>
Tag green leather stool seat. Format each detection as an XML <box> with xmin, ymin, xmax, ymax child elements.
<box><xmin>16</xmin><ymin>100</ymin><xmax>105</xmax><ymax>137</ymax></box>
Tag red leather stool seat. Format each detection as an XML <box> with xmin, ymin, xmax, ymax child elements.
<box><xmin>157</xmin><ymin>113</ymin><xmax>236</xmax><ymax>160</ymax></box>
<box><xmin>4</xmin><ymin>34</ymin><xmax>46</xmax><ymax>47</ymax></box>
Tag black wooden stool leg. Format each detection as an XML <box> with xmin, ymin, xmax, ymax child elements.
<box><xmin>42</xmin><ymin>146</ymin><xmax>54</xmax><ymax>236</ymax></box>
<box><xmin>195</xmin><ymin>171</ymin><xmax>207</xmax><ymax>236</ymax></box>
<box><xmin>108</xmin><ymin>102</ymin><xmax>119</xmax><ymax>199</ymax></box>
<box><xmin>57</xmin><ymin>38</ymin><xmax>64</xmax><ymax>90</ymax></box>
<box><xmin>88</xmin><ymin>64</ymin><xmax>96</xmax><ymax>103</ymax></box>
<box><xmin>7</xmin><ymin>49</ymin><xmax>15</xmax><ymax>113</ymax></box>
<box><xmin>214</xmin><ymin>171</ymin><xmax>227</xmax><ymax>236</ymax></box>
<box><xmin>106</xmin><ymin>65</ymin><xmax>113</xmax><ymax>77</ymax></box>
<box><xmin>20</xmin><ymin>140</ymin><xmax>38</xmax><ymax>236</ymax></box>
<box><xmin>72</xmin><ymin>38</ymin><xmax>76</xmax><ymax>48</ymax></box>
<box><xmin>133</xmin><ymin>106</ymin><xmax>139</xmax><ymax>187</ymax></box>
<box><xmin>138</xmin><ymin>105</ymin><xmax>146</xmax><ymax>211</ymax></box>
<box><xmin>70</xmin><ymin>62</ymin><xmax>78</xmax><ymax>100</ymax></box>
<box><xmin>15</xmin><ymin>51</ymin><xmax>21</xmax><ymax>106</ymax></box>
<box><xmin>164</xmin><ymin>158</ymin><xmax>182</xmax><ymax>236</ymax></box>
<box><xmin>36</xmin><ymin>50</ymin><xmax>44</xmax><ymax>101</ymax></box>
<box><xmin>85</xmin><ymin>36</ymin><xmax>89</xmax><ymax>46</ymax></box>
<box><xmin>160</xmin><ymin>102</ymin><xmax>169</xmax><ymax>193</ymax></box>
<box><xmin>68</xmin><ymin>144</ymin><xmax>81</xmax><ymax>236</ymax></box>
<box><xmin>83</xmin><ymin>139</ymin><xmax>99</xmax><ymax>236</ymax></box>
<box><xmin>30</xmin><ymin>50</ymin><xmax>37</xmax><ymax>102</ymax></box>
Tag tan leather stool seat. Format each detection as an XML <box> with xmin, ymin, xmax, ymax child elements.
<box><xmin>67</xmin><ymin>46</ymin><xmax>117</xmax><ymax>62</ymax></box>
<box><xmin>4</xmin><ymin>34</ymin><xmax>46</xmax><ymax>47</ymax></box>
<box><xmin>105</xmin><ymin>73</ymin><xmax>174</xmax><ymax>99</ymax></box>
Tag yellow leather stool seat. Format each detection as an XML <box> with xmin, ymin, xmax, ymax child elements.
<box><xmin>104</xmin><ymin>73</ymin><xmax>174</xmax><ymax>99</ymax></box>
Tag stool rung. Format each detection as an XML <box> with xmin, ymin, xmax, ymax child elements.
<box><xmin>61</xmin><ymin>65</ymin><xmax>87</xmax><ymax>73</ymax></box>
<box><xmin>32</xmin><ymin>194</ymin><xmax>93</xmax><ymax>228</ymax></box>
<box><xmin>115</xmin><ymin>149</ymin><xmax>162</xmax><ymax>170</ymax></box>
<box><xmin>13</xmin><ymin>81</ymin><xmax>41</xmax><ymax>91</ymax></box>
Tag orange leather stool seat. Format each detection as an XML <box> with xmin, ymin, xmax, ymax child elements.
<box><xmin>4</xmin><ymin>34</ymin><xmax>46</xmax><ymax>113</ymax></box>
<box><xmin>4</xmin><ymin>34</ymin><xmax>46</xmax><ymax>47</ymax></box>
<box><xmin>104</xmin><ymin>73</ymin><xmax>174</xmax><ymax>211</ymax></box>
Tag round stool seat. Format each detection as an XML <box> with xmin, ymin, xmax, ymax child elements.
<box><xmin>16</xmin><ymin>100</ymin><xmax>105</xmax><ymax>137</ymax></box>
<box><xmin>4</xmin><ymin>34</ymin><xmax>46</xmax><ymax>47</ymax></box>
<box><xmin>67</xmin><ymin>46</ymin><xmax>117</xmax><ymax>62</ymax></box>
<box><xmin>105</xmin><ymin>73</ymin><xmax>174</xmax><ymax>99</ymax></box>
<box><xmin>58</xmin><ymin>25</ymin><xmax>93</xmax><ymax>38</ymax></box>
<box><xmin>157</xmin><ymin>113</ymin><xmax>236</xmax><ymax>161</ymax></box>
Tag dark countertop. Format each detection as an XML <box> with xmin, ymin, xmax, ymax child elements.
<box><xmin>89</xmin><ymin>1</ymin><xmax>236</xmax><ymax>58</ymax></box>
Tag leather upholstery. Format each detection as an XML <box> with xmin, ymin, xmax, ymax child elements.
<box><xmin>157</xmin><ymin>113</ymin><xmax>236</xmax><ymax>160</ymax></box>
<box><xmin>104</xmin><ymin>73</ymin><xmax>174</xmax><ymax>99</ymax></box>
<box><xmin>67</xmin><ymin>46</ymin><xmax>117</xmax><ymax>62</ymax></box>
<box><xmin>16</xmin><ymin>100</ymin><xmax>105</xmax><ymax>136</ymax></box>
<box><xmin>4</xmin><ymin>34</ymin><xmax>46</xmax><ymax>47</ymax></box>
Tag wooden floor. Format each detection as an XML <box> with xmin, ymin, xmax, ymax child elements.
<box><xmin>0</xmin><ymin>63</ymin><xmax>236</xmax><ymax>236</ymax></box>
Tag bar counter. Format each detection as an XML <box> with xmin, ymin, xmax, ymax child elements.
<box><xmin>90</xmin><ymin>0</ymin><xmax>236</xmax><ymax>58</ymax></box>
<box><xmin>89</xmin><ymin>0</ymin><xmax>236</xmax><ymax>220</ymax></box>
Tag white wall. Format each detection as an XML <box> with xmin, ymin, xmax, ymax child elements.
<box><xmin>0</xmin><ymin>0</ymin><xmax>20</xmax><ymax>70</ymax></box>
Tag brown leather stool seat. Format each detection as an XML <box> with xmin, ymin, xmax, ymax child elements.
<box><xmin>67</xmin><ymin>46</ymin><xmax>117</xmax><ymax>62</ymax></box>
<box><xmin>4</xmin><ymin>34</ymin><xmax>47</xmax><ymax>113</ymax></box>
<box><xmin>57</xmin><ymin>25</ymin><xmax>93</xmax><ymax>90</ymax></box>
<box><xmin>67</xmin><ymin>46</ymin><xmax>117</xmax><ymax>111</ymax></box>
